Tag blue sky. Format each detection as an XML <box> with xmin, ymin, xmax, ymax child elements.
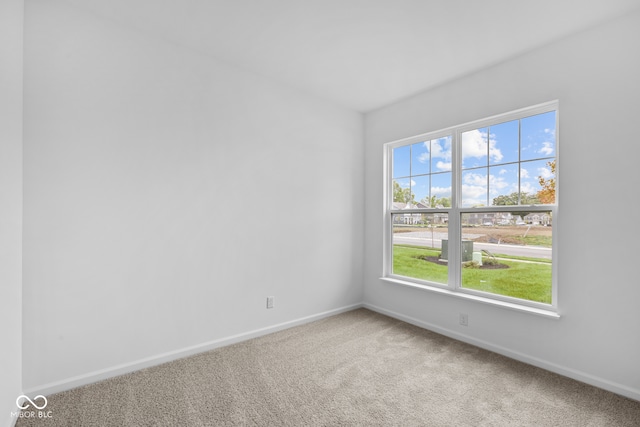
<box><xmin>393</xmin><ymin>111</ymin><xmax>556</xmax><ymax>206</ymax></box>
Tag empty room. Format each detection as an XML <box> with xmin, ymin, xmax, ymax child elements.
<box><xmin>2</xmin><ymin>0</ymin><xmax>640</xmax><ymax>425</ymax></box>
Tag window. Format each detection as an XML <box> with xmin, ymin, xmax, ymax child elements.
<box><xmin>384</xmin><ymin>102</ymin><xmax>558</xmax><ymax>313</ymax></box>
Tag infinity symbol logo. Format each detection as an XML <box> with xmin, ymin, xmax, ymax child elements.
<box><xmin>16</xmin><ymin>395</ymin><xmax>48</xmax><ymax>410</ymax></box>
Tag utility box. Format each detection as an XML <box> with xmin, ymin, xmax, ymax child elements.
<box><xmin>440</xmin><ymin>240</ymin><xmax>473</xmax><ymax>262</ymax></box>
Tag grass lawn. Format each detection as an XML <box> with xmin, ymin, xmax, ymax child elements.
<box><xmin>393</xmin><ymin>245</ymin><xmax>552</xmax><ymax>304</ymax></box>
<box><xmin>393</xmin><ymin>246</ymin><xmax>448</xmax><ymax>285</ymax></box>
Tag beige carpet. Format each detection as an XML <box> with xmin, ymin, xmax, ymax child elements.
<box><xmin>15</xmin><ymin>308</ymin><xmax>640</xmax><ymax>426</ymax></box>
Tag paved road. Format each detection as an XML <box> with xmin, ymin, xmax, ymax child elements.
<box><xmin>393</xmin><ymin>232</ymin><xmax>551</xmax><ymax>260</ymax></box>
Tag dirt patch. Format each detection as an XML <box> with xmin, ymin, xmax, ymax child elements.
<box><xmin>393</xmin><ymin>228</ymin><xmax>419</xmax><ymax>234</ymax></box>
<box><xmin>472</xmin><ymin>235</ymin><xmax>522</xmax><ymax>245</ymax></box>
<box><xmin>466</xmin><ymin>225</ymin><xmax>551</xmax><ymax>245</ymax></box>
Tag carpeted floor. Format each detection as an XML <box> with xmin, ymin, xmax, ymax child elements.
<box><xmin>15</xmin><ymin>308</ymin><xmax>640</xmax><ymax>426</ymax></box>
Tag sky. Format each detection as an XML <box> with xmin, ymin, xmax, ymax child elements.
<box><xmin>393</xmin><ymin>111</ymin><xmax>556</xmax><ymax>207</ymax></box>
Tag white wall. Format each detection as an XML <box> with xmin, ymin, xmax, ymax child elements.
<box><xmin>22</xmin><ymin>0</ymin><xmax>363</xmax><ymax>392</ymax></box>
<box><xmin>364</xmin><ymin>11</ymin><xmax>640</xmax><ymax>400</ymax></box>
<box><xmin>0</xmin><ymin>0</ymin><xmax>23</xmax><ymax>424</ymax></box>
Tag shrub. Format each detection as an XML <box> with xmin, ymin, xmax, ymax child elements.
<box><xmin>463</xmin><ymin>261</ymin><xmax>480</xmax><ymax>269</ymax></box>
<box><xmin>482</xmin><ymin>257</ymin><xmax>500</xmax><ymax>266</ymax></box>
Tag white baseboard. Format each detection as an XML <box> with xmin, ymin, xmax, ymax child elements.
<box><xmin>363</xmin><ymin>303</ymin><xmax>640</xmax><ymax>402</ymax></box>
<box><xmin>24</xmin><ymin>303</ymin><xmax>363</xmax><ymax>397</ymax></box>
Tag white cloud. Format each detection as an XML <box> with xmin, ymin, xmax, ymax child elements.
<box><xmin>461</xmin><ymin>184</ymin><xmax>487</xmax><ymax>206</ymax></box>
<box><xmin>461</xmin><ymin>171</ymin><xmax>488</xmax><ymax>205</ymax></box>
<box><xmin>461</xmin><ymin>170</ymin><xmax>518</xmax><ymax>202</ymax></box>
<box><xmin>488</xmin><ymin>133</ymin><xmax>503</xmax><ymax>163</ymax></box>
<box><xmin>432</xmin><ymin>186</ymin><xmax>451</xmax><ymax>196</ymax></box>
<box><xmin>462</xmin><ymin>130</ymin><xmax>486</xmax><ymax>158</ymax></box>
<box><xmin>430</xmin><ymin>139</ymin><xmax>451</xmax><ymax>159</ymax></box>
<box><xmin>521</xmin><ymin>168</ymin><xmax>530</xmax><ymax>179</ymax></box>
<box><xmin>521</xmin><ymin>182</ymin><xmax>536</xmax><ymax>194</ymax></box>
<box><xmin>488</xmin><ymin>174</ymin><xmax>509</xmax><ymax>190</ymax></box>
<box><xmin>539</xmin><ymin>141</ymin><xmax>554</xmax><ymax>156</ymax></box>
<box><xmin>435</xmin><ymin>160</ymin><xmax>451</xmax><ymax>171</ymax></box>
<box><xmin>463</xmin><ymin>172</ymin><xmax>486</xmax><ymax>186</ymax></box>
<box><xmin>462</xmin><ymin>129</ymin><xmax>502</xmax><ymax>163</ymax></box>
<box><xmin>538</xmin><ymin>166</ymin><xmax>553</xmax><ymax>179</ymax></box>
<box><xmin>416</xmin><ymin>139</ymin><xmax>451</xmax><ymax>165</ymax></box>
<box><xmin>461</xmin><ymin>184</ymin><xmax>487</xmax><ymax>199</ymax></box>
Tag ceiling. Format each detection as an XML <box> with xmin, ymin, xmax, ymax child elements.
<box><xmin>62</xmin><ymin>0</ymin><xmax>640</xmax><ymax>112</ymax></box>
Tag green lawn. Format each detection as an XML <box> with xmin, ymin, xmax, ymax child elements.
<box><xmin>393</xmin><ymin>245</ymin><xmax>552</xmax><ymax>304</ymax></box>
<box><xmin>393</xmin><ymin>246</ymin><xmax>448</xmax><ymax>285</ymax></box>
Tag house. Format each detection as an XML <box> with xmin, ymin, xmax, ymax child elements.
<box><xmin>524</xmin><ymin>213</ymin><xmax>552</xmax><ymax>226</ymax></box>
<box><xmin>392</xmin><ymin>202</ymin><xmax>430</xmax><ymax>225</ymax></box>
<box><xmin>2</xmin><ymin>1</ymin><xmax>640</xmax><ymax>425</ymax></box>
<box><xmin>392</xmin><ymin>202</ymin><xmax>449</xmax><ymax>226</ymax></box>
<box><xmin>465</xmin><ymin>212</ymin><xmax>498</xmax><ymax>226</ymax></box>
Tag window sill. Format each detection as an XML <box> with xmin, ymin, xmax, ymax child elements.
<box><xmin>380</xmin><ymin>276</ymin><xmax>560</xmax><ymax>319</ymax></box>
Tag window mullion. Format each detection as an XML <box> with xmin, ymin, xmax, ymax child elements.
<box><xmin>449</xmin><ymin>130</ymin><xmax>461</xmax><ymax>291</ymax></box>
<box><xmin>383</xmin><ymin>145</ymin><xmax>393</xmax><ymax>277</ymax></box>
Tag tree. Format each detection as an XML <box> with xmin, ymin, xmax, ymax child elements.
<box><xmin>420</xmin><ymin>195</ymin><xmax>451</xmax><ymax>208</ymax></box>
<box><xmin>537</xmin><ymin>160</ymin><xmax>556</xmax><ymax>204</ymax></box>
<box><xmin>492</xmin><ymin>192</ymin><xmax>539</xmax><ymax>206</ymax></box>
<box><xmin>493</xmin><ymin>192</ymin><xmax>540</xmax><ymax>218</ymax></box>
<box><xmin>393</xmin><ymin>180</ymin><xmax>415</xmax><ymax>204</ymax></box>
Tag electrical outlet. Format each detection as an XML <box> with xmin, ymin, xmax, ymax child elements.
<box><xmin>266</xmin><ymin>296</ymin><xmax>274</xmax><ymax>309</ymax></box>
<box><xmin>459</xmin><ymin>313</ymin><xmax>468</xmax><ymax>326</ymax></box>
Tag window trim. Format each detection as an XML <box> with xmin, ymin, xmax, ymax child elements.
<box><xmin>382</xmin><ymin>101</ymin><xmax>559</xmax><ymax>316</ymax></box>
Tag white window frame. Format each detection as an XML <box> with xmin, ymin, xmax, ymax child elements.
<box><xmin>382</xmin><ymin>101</ymin><xmax>559</xmax><ymax>318</ymax></box>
